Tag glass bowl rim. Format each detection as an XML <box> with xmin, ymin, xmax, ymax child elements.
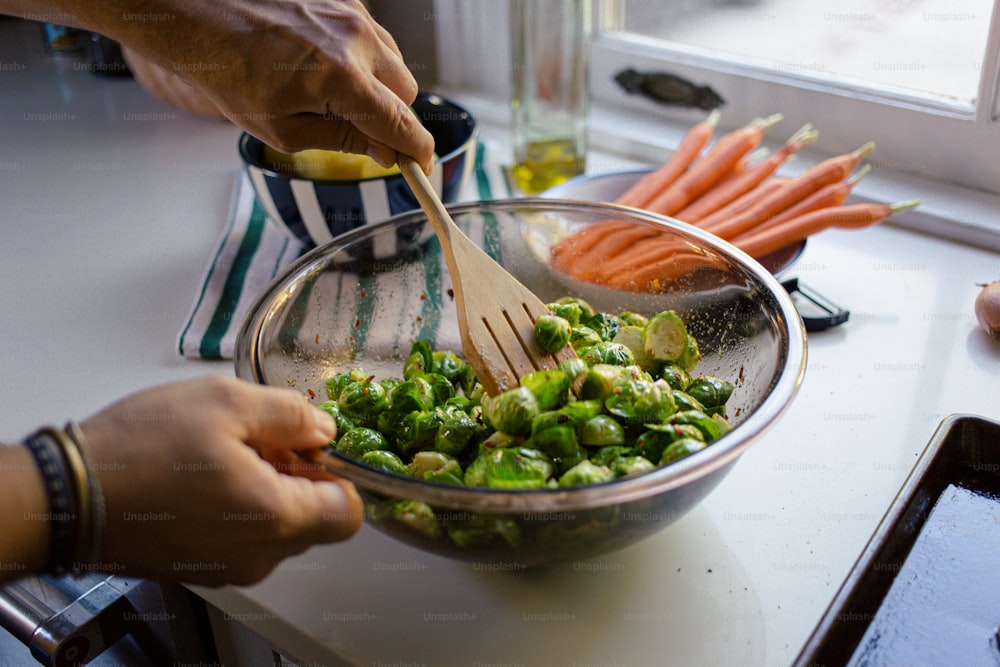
<box><xmin>234</xmin><ymin>198</ymin><xmax>808</xmax><ymax>512</ymax></box>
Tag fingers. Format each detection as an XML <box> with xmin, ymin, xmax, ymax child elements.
<box><xmin>232</xmin><ymin>381</ymin><xmax>337</xmax><ymax>451</ymax></box>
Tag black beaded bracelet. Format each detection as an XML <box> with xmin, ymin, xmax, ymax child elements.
<box><xmin>23</xmin><ymin>431</ymin><xmax>78</xmax><ymax>575</ymax></box>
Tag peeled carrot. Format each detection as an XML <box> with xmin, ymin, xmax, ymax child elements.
<box><xmin>674</xmin><ymin>123</ymin><xmax>818</xmax><ymax>223</ymax></box>
<box><xmin>734</xmin><ymin>200</ymin><xmax>920</xmax><ymax>259</ymax></box>
<box><xmin>643</xmin><ymin>113</ymin><xmax>783</xmax><ymax>217</ymax></box>
<box><xmin>568</xmin><ymin>225</ymin><xmax>666</xmax><ymax>280</ymax></box>
<box><xmin>588</xmin><ymin>235</ymin><xmax>687</xmax><ymax>282</ymax></box>
<box><xmin>615</xmin><ymin>109</ymin><xmax>722</xmax><ymax>209</ymax></box>
<box><xmin>608</xmin><ymin>250</ymin><xmax>726</xmax><ymax>292</ymax></box>
<box><xmin>550</xmin><ymin>219</ymin><xmax>634</xmax><ymax>269</ymax></box>
<box><xmin>700</xmin><ymin>141</ymin><xmax>877</xmax><ymax>239</ymax></box>
<box><xmin>736</xmin><ymin>164</ymin><xmax>871</xmax><ymax>237</ymax></box>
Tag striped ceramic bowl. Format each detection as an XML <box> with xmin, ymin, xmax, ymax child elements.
<box><xmin>239</xmin><ymin>93</ymin><xmax>478</xmax><ymax>249</ymax></box>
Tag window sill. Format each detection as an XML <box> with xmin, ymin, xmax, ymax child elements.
<box><xmin>440</xmin><ymin>87</ymin><xmax>1000</xmax><ymax>254</ymax></box>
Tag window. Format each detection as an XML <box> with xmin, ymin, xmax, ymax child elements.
<box><xmin>432</xmin><ymin>0</ymin><xmax>1000</xmax><ymax>243</ymax></box>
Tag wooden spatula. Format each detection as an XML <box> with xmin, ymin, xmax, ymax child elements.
<box><xmin>398</xmin><ymin>155</ymin><xmax>577</xmax><ymax>396</ymax></box>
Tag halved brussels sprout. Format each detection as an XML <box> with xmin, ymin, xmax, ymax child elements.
<box><xmin>659</xmin><ymin>437</ymin><xmax>707</xmax><ymax>465</ymax></box>
<box><xmin>545</xmin><ymin>300</ymin><xmax>584</xmax><ymax>327</ymax></box>
<box><xmin>612</xmin><ymin>325</ymin><xmax>656</xmax><ymax>372</ymax></box>
<box><xmin>388</xmin><ymin>377</ymin><xmax>435</xmax><ymax>415</ymax></box>
<box><xmin>519</xmin><ymin>368</ymin><xmax>572</xmax><ymax>411</ymax></box>
<box><xmin>360</xmin><ymin>450</ymin><xmax>408</xmax><ymax>475</ymax></box>
<box><xmin>337</xmin><ymin>378</ymin><xmax>388</xmax><ymax>428</ymax></box>
<box><xmin>605</xmin><ymin>376</ymin><xmax>674</xmax><ymax>427</ymax></box>
<box><xmin>434</xmin><ymin>405</ymin><xmax>477</xmax><ymax>456</ymax></box>
<box><xmin>482</xmin><ymin>386</ymin><xmax>539</xmax><ymax>437</ymax></box>
<box><xmin>525</xmin><ymin>424</ymin><xmax>584</xmax><ymax>474</ymax></box>
<box><xmin>569</xmin><ymin>326</ymin><xmax>603</xmax><ymax>352</ymax></box>
<box><xmin>558</xmin><ymin>460</ymin><xmax>615</xmax><ymax>487</ymax></box>
<box><xmin>579</xmin><ymin>341</ymin><xmax>635</xmax><ymax>367</ymax></box>
<box><xmin>583</xmin><ymin>312</ymin><xmax>622</xmax><ymax>342</ymax></box>
<box><xmin>686</xmin><ymin>375</ymin><xmax>735</xmax><ymax>409</ymax></box>
<box><xmin>643</xmin><ymin>311</ymin><xmax>689</xmax><ymax>363</ymax></box>
<box><xmin>464</xmin><ymin>447</ymin><xmax>553</xmax><ymax>489</ymax></box>
<box><xmin>610</xmin><ymin>455</ymin><xmax>656</xmax><ymax>477</ymax></box>
<box><xmin>407</xmin><ymin>450</ymin><xmax>462</xmax><ymax>479</ymax></box>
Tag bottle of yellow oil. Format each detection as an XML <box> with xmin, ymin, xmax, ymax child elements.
<box><xmin>510</xmin><ymin>0</ymin><xmax>591</xmax><ymax>194</ymax></box>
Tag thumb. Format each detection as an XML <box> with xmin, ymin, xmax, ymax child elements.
<box><xmin>278</xmin><ymin>474</ymin><xmax>364</xmax><ymax>545</ymax></box>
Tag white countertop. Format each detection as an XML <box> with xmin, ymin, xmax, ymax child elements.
<box><xmin>3</xmin><ymin>18</ymin><xmax>1000</xmax><ymax>667</ymax></box>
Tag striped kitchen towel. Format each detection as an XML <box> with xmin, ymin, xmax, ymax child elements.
<box><xmin>177</xmin><ymin>141</ymin><xmax>513</xmax><ymax>359</ymax></box>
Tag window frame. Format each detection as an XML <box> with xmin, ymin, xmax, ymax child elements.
<box><xmin>431</xmin><ymin>0</ymin><xmax>1000</xmax><ymax>249</ymax></box>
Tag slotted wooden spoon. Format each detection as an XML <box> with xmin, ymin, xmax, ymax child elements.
<box><xmin>398</xmin><ymin>155</ymin><xmax>577</xmax><ymax>396</ymax></box>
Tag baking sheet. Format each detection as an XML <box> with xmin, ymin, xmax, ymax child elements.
<box><xmin>794</xmin><ymin>414</ymin><xmax>1000</xmax><ymax>666</ymax></box>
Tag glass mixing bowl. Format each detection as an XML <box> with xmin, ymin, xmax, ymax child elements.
<box><xmin>235</xmin><ymin>199</ymin><xmax>807</xmax><ymax>567</ymax></box>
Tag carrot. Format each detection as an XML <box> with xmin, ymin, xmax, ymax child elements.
<box><xmin>568</xmin><ymin>225</ymin><xmax>667</xmax><ymax>280</ymax></box>
<box><xmin>700</xmin><ymin>140</ymin><xmax>877</xmax><ymax>239</ymax></box>
<box><xmin>615</xmin><ymin>109</ymin><xmax>722</xmax><ymax>209</ymax></box>
<box><xmin>588</xmin><ymin>235</ymin><xmax>687</xmax><ymax>282</ymax></box>
<box><xmin>550</xmin><ymin>219</ymin><xmax>634</xmax><ymax>269</ymax></box>
<box><xmin>691</xmin><ymin>177</ymin><xmax>787</xmax><ymax>228</ymax></box>
<box><xmin>643</xmin><ymin>113</ymin><xmax>784</xmax><ymax>217</ymax></box>
<box><xmin>608</xmin><ymin>250</ymin><xmax>726</xmax><ymax>292</ymax></box>
<box><xmin>734</xmin><ymin>200</ymin><xmax>920</xmax><ymax>259</ymax></box>
<box><xmin>674</xmin><ymin>123</ymin><xmax>818</xmax><ymax>223</ymax></box>
<box><xmin>736</xmin><ymin>164</ymin><xmax>871</xmax><ymax>236</ymax></box>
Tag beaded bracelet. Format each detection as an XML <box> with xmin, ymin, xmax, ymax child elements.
<box><xmin>23</xmin><ymin>430</ymin><xmax>78</xmax><ymax>574</ymax></box>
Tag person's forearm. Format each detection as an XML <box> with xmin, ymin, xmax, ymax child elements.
<box><xmin>0</xmin><ymin>444</ymin><xmax>49</xmax><ymax>584</ymax></box>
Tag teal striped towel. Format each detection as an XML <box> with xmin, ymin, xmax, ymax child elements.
<box><xmin>177</xmin><ymin>141</ymin><xmax>513</xmax><ymax>360</ymax></box>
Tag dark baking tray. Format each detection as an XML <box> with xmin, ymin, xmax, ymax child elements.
<box><xmin>794</xmin><ymin>413</ymin><xmax>1000</xmax><ymax>666</ymax></box>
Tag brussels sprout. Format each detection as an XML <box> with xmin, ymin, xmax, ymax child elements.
<box><xmin>659</xmin><ymin>437</ymin><xmax>707</xmax><ymax>465</ymax></box>
<box><xmin>578</xmin><ymin>363</ymin><xmax>627</xmax><ymax>401</ymax></box>
<box><xmin>338</xmin><ymin>378</ymin><xmax>388</xmax><ymax>428</ymax></box>
<box><xmin>434</xmin><ymin>406</ymin><xmax>477</xmax><ymax>456</ymax></box>
<box><xmin>632</xmin><ymin>430</ymin><xmax>676</xmax><ymax>463</ymax></box>
<box><xmin>675</xmin><ymin>334</ymin><xmax>701</xmax><ymax>372</ymax></box>
<box><xmin>519</xmin><ymin>369</ymin><xmax>572</xmax><ymax>411</ymax></box>
<box><xmin>556</xmin><ymin>296</ymin><xmax>595</xmax><ymax>321</ymax></box>
<box><xmin>558</xmin><ymin>460</ymin><xmax>615</xmax><ymax>487</ymax></box>
<box><xmin>591</xmin><ymin>445</ymin><xmax>634</xmax><ymax>467</ymax></box>
<box><xmin>464</xmin><ymin>447</ymin><xmax>553</xmax><ymax>489</ymax></box>
<box><xmin>579</xmin><ymin>341</ymin><xmax>635</xmax><ymax>368</ymax></box>
<box><xmin>424</xmin><ymin>372</ymin><xmax>456</xmax><ymax>405</ymax></box>
<box><xmin>612</xmin><ymin>325</ymin><xmax>656</xmax><ymax>372</ymax></box>
<box><xmin>672</xmin><ymin>389</ymin><xmax>707</xmax><ymax>413</ymax></box>
<box><xmin>396</xmin><ymin>409</ymin><xmax>444</xmax><ymax>455</ymax></box>
<box><xmin>610</xmin><ymin>455</ymin><xmax>656</xmax><ymax>477</ymax></box>
<box><xmin>423</xmin><ymin>469</ymin><xmax>465</xmax><ymax>486</ymax></box>
<box><xmin>545</xmin><ymin>301</ymin><xmax>583</xmax><ymax>327</ymax></box>
<box><xmin>407</xmin><ymin>450</ymin><xmax>462</xmax><ymax>479</ymax></box>
<box><xmin>643</xmin><ymin>311</ymin><xmax>690</xmax><ymax>363</ymax></box>
<box><xmin>335</xmin><ymin>427</ymin><xmax>390</xmax><ymax>459</ymax></box>
<box><xmin>360</xmin><ymin>450</ymin><xmax>408</xmax><ymax>475</ymax></box>
<box><xmin>378</xmin><ymin>377</ymin><xmax>403</xmax><ymax>394</ymax></box>
<box><xmin>584</xmin><ymin>312</ymin><xmax>622</xmax><ymax>342</ymax></box>
<box><xmin>325</xmin><ymin>368</ymin><xmax>370</xmax><ymax>400</ymax></box>
<box><xmin>317</xmin><ymin>400</ymin><xmax>355</xmax><ymax>440</ymax></box>
<box><xmin>619</xmin><ymin>311</ymin><xmax>649</xmax><ymax>328</ymax></box>
<box><xmin>633</xmin><ymin>423</ymin><xmax>702</xmax><ymax>461</ymax></box>
<box><xmin>532</xmin><ymin>400</ymin><xmax>605</xmax><ymax>436</ymax></box>
<box><xmin>446</xmin><ymin>514</ymin><xmax>521</xmax><ymax>549</ymax></box>
<box><xmin>657</xmin><ymin>364</ymin><xmax>692</xmax><ymax>391</ymax></box>
<box><xmin>457</xmin><ymin>363</ymin><xmax>480</xmax><ymax>397</ymax></box>
<box><xmin>525</xmin><ymin>425</ymin><xmax>584</xmax><ymax>473</ymax></box>
<box><xmin>402</xmin><ymin>339</ymin><xmax>433</xmax><ymax>379</ymax></box>
<box><xmin>478</xmin><ymin>430</ymin><xmax>520</xmax><ymax>452</ymax></box>
<box><xmin>580</xmin><ymin>415</ymin><xmax>626</xmax><ymax>446</ymax></box>
<box><xmin>686</xmin><ymin>375</ymin><xmax>735</xmax><ymax>409</ymax></box>
<box><xmin>533</xmin><ymin>314</ymin><xmax>573</xmax><ymax>354</ymax></box>
<box><xmin>482</xmin><ymin>386</ymin><xmax>539</xmax><ymax>437</ymax></box>
<box><xmin>445</xmin><ymin>395</ymin><xmax>473</xmax><ymax>411</ymax></box>
<box><xmin>557</xmin><ymin>356</ymin><xmax>588</xmax><ymax>381</ymax></box>
<box><xmin>387</xmin><ymin>377</ymin><xmax>435</xmax><ymax>414</ymax></box>
<box><xmin>569</xmin><ymin>326</ymin><xmax>603</xmax><ymax>352</ymax></box>
<box><xmin>377</xmin><ymin>499</ymin><xmax>441</xmax><ymax>539</ymax></box>
<box><xmin>431</xmin><ymin>349</ymin><xmax>465</xmax><ymax>382</ymax></box>
<box><xmin>605</xmin><ymin>377</ymin><xmax>674</xmax><ymax>427</ymax></box>
<box><xmin>670</xmin><ymin>409</ymin><xmax>723</xmax><ymax>442</ymax></box>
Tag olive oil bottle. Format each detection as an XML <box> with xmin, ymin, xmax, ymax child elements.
<box><xmin>510</xmin><ymin>0</ymin><xmax>591</xmax><ymax>194</ymax></box>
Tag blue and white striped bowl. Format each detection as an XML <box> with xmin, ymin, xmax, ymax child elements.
<box><xmin>239</xmin><ymin>93</ymin><xmax>478</xmax><ymax>249</ymax></box>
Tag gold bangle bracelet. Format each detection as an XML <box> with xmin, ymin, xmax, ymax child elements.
<box><xmin>41</xmin><ymin>427</ymin><xmax>91</xmax><ymax>570</ymax></box>
<box><xmin>65</xmin><ymin>421</ymin><xmax>107</xmax><ymax>567</ymax></box>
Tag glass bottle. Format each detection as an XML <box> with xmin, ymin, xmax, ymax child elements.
<box><xmin>510</xmin><ymin>0</ymin><xmax>591</xmax><ymax>194</ymax></box>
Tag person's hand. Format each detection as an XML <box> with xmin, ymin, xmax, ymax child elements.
<box><xmin>79</xmin><ymin>375</ymin><xmax>363</xmax><ymax>586</ymax></box>
<box><xmin>135</xmin><ymin>0</ymin><xmax>436</xmax><ymax>171</ymax></box>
